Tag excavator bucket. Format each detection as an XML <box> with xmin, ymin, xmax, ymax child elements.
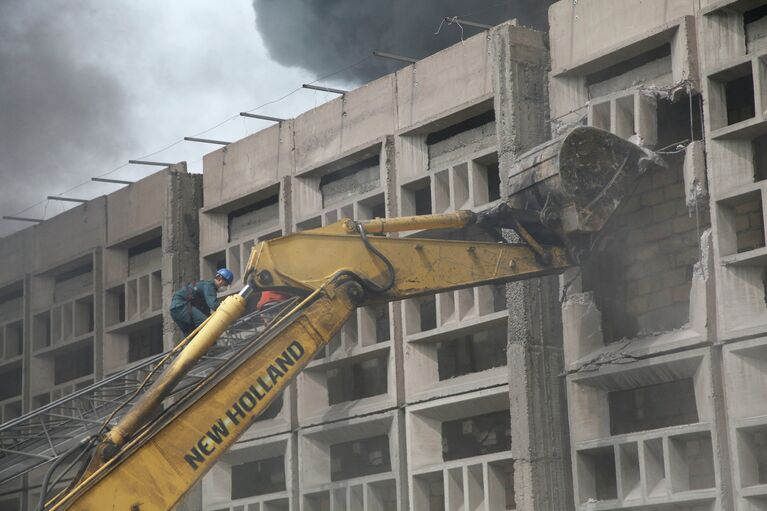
<box><xmin>500</xmin><ymin>126</ymin><xmax>666</xmax><ymax>259</ymax></box>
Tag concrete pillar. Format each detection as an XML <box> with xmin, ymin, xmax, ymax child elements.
<box><xmin>162</xmin><ymin>166</ymin><xmax>204</xmax><ymax>511</ymax></box>
<box><xmin>161</xmin><ymin>165</ymin><xmax>203</xmax><ymax>349</ymax></box>
<box><xmin>22</xmin><ymin>273</ymin><xmax>31</xmax><ymax>415</ymax></box>
<box><xmin>490</xmin><ymin>22</ymin><xmax>573</xmax><ymax>510</ymax></box>
<box><xmin>93</xmin><ymin>247</ymin><xmax>104</xmax><ymax>381</ymax></box>
<box><xmin>507</xmin><ymin>276</ymin><xmax>572</xmax><ymax>510</ymax></box>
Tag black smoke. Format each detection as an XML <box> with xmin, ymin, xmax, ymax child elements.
<box><xmin>253</xmin><ymin>0</ymin><xmax>555</xmax><ymax>83</ymax></box>
<box><xmin>0</xmin><ymin>0</ymin><xmax>134</xmax><ymax>237</ymax></box>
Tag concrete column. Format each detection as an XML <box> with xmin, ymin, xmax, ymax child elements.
<box><xmin>163</xmin><ymin>166</ymin><xmax>204</xmax><ymax>511</ymax></box>
<box><xmin>92</xmin><ymin>247</ymin><xmax>104</xmax><ymax>381</ymax></box>
<box><xmin>491</xmin><ymin>22</ymin><xmax>548</xmax><ymax>198</ymax></box>
<box><xmin>22</xmin><ymin>273</ymin><xmax>32</xmax><ymax>415</ymax></box>
<box><xmin>490</xmin><ymin>22</ymin><xmax>573</xmax><ymax>509</ymax></box>
<box><xmin>161</xmin><ymin>165</ymin><xmax>203</xmax><ymax>349</ymax></box>
<box><xmin>507</xmin><ymin>276</ymin><xmax>572</xmax><ymax>510</ymax></box>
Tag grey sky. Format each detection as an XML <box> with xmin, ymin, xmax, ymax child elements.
<box><xmin>0</xmin><ymin>0</ymin><xmax>346</xmax><ymax>238</ymax></box>
<box><xmin>0</xmin><ymin>0</ymin><xmax>550</xmax><ymax>238</ymax></box>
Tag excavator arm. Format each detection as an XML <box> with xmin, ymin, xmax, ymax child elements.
<box><xmin>43</xmin><ymin>127</ymin><xmax>664</xmax><ymax>510</ymax></box>
<box><xmin>47</xmin><ymin>210</ymin><xmax>571</xmax><ymax>511</ymax></box>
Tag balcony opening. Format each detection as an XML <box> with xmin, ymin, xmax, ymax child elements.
<box><xmin>442</xmin><ymin>410</ymin><xmax>511</xmax><ymax>462</ymax></box>
<box><xmin>203</xmin><ymin>251</ymin><xmax>227</xmax><ymax>280</ymax></box>
<box><xmin>128</xmin><ymin>322</ymin><xmax>164</xmax><ymax>362</ymax></box>
<box><xmin>609</xmin><ymin>379</ymin><xmax>699</xmax><ymax>435</ymax></box>
<box><xmin>327</xmin><ymin>353</ymin><xmax>388</xmax><ymax>405</ymax></box>
<box><xmin>727</xmin><ymin>72</ymin><xmax>756</xmax><ymax>125</ymax></box>
<box><xmin>231</xmin><ymin>455</ymin><xmax>286</xmax><ymax>499</ymax></box>
<box><xmin>0</xmin><ymin>367</ymin><xmax>22</xmax><ymax>400</ymax></box>
<box><xmin>402</xmin><ymin>177</ymin><xmax>432</xmax><ymax>217</ymax></box>
<box><xmin>54</xmin><ymin>344</ymin><xmax>93</xmax><ymax>385</ymax></box>
<box><xmin>437</xmin><ymin>324</ymin><xmax>507</xmax><ymax>380</ymax></box>
<box><xmin>578</xmin><ymin>447</ymin><xmax>618</xmax><ymax>502</ymax></box>
<box><xmin>330</xmin><ymin>435</ymin><xmax>391</xmax><ymax>481</ymax></box>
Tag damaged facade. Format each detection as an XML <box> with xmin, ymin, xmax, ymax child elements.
<box><xmin>0</xmin><ymin>0</ymin><xmax>765</xmax><ymax>509</ymax></box>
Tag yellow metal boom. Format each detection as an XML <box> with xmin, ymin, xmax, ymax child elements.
<box><xmin>46</xmin><ymin>209</ymin><xmax>570</xmax><ymax>510</ymax></box>
<box><xmin>40</xmin><ymin>126</ymin><xmax>662</xmax><ymax>510</ymax></box>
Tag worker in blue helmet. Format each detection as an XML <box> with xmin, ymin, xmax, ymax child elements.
<box><xmin>170</xmin><ymin>268</ymin><xmax>234</xmax><ymax>336</ymax></box>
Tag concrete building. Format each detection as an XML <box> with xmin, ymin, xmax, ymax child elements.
<box><xmin>2</xmin><ymin>0</ymin><xmax>767</xmax><ymax>509</ymax></box>
<box><xmin>0</xmin><ymin>167</ymin><xmax>202</xmax><ymax>510</ymax></box>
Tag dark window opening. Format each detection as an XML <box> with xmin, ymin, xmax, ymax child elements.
<box><xmin>442</xmin><ymin>410</ymin><xmax>511</xmax><ymax>461</ymax></box>
<box><xmin>127</xmin><ymin>236</ymin><xmax>161</xmax><ymax>258</ymax></box>
<box><xmin>740</xmin><ymin>427</ymin><xmax>767</xmax><ymax>485</ymax></box>
<box><xmin>746</xmin><ymin>5</ymin><xmax>767</xmax><ymax>25</ymax></box>
<box><xmin>128</xmin><ymin>322</ymin><xmax>164</xmax><ymax>362</ymax></box>
<box><xmin>579</xmin><ymin>448</ymin><xmax>618</xmax><ymax>501</ymax></box>
<box><xmin>117</xmin><ymin>289</ymin><xmax>126</xmax><ymax>323</ymax></box>
<box><xmin>330</xmin><ymin>435</ymin><xmax>391</xmax><ymax>481</ymax></box>
<box><xmin>54</xmin><ymin>345</ymin><xmax>93</xmax><ymax>385</ymax></box>
<box><xmin>0</xmin><ymin>498</ymin><xmax>20</xmax><ymax>511</ymax></box>
<box><xmin>763</xmin><ymin>268</ymin><xmax>767</xmax><ymax>306</ymax></box>
<box><xmin>609</xmin><ymin>379</ymin><xmax>699</xmax><ymax>435</ymax></box>
<box><xmin>745</xmin><ymin>5</ymin><xmax>767</xmax><ymax>50</ymax></box>
<box><xmin>419</xmin><ymin>296</ymin><xmax>437</xmax><ymax>331</ymax></box>
<box><xmin>726</xmin><ymin>73</ymin><xmax>756</xmax><ymax>125</ymax></box>
<box><xmin>33</xmin><ymin>393</ymin><xmax>50</xmax><ymax>410</ymax></box>
<box><xmin>0</xmin><ymin>368</ymin><xmax>22</xmax><ymax>400</ymax></box>
<box><xmin>0</xmin><ymin>284</ymin><xmax>22</xmax><ymax>303</ymax></box>
<box><xmin>231</xmin><ymin>456</ymin><xmax>286</xmax><ymax>499</ymax></box>
<box><xmin>426</xmin><ymin>110</ymin><xmax>496</xmax><ymax>146</ymax></box>
<box><xmin>656</xmin><ymin>94</ymin><xmax>704</xmax><ymax>149</ymax></box>
<box><xmin>374</xmin><ymin>303</ymin><xmax>390</xmax><ymax>343</ymax></box>
<box><xmin>437</xmin><ymin>325</ymin><xmax>507</xmax><ymax>380</ymax></box>
<box><xmin>735</xmin><ymin>195</ymin><xmax>765</xmax><ymax>253</ymax></box>
<box><xmin>204</xmin><ymin>251</ymin><xmax>227</xmax><ymax>279</ymax></box>
<box><xmin>371</xmin><ymin>201</ymin><xmax>386</xmax><ymax>220</ymax></box>
<box><xmin>54</xmin><ymin>262</ymin><xmax>92</xmax><ymax>284</ymax></box>
<box><xmin>403</xmin><ymin>178</ymin><xmax>432</xmax><ymax>217</ymax></box>
<box><xmin>6</xmin><ymin>321</ymin><xmax>23</xmax><ymax>356</ymax></box>
<box><xmin>586</xmin><ymin>44</ymin><xmax>671</xmax><ymax>87</ymax></box>
<box><xmin>414</xmin><ymin>186</ymin><xmax>432</xmax><ymax>216</ymax></box>
<box><xmin>327</xmin><ymin>354</ymin><xmax>388</xmax><ymax>405</ymax></box>
<box><xmin>486</xmin><ymin>162</ymin><xmax>501</xmax><ymax>202</ymax></box>
<box><xmin>34</xmin><ymin>313</ymin><xmax>51</xmax><ymax>350</ymax></box>
<box><xmin>754</xmin><ymin>134</ymin><xmax>767</xmax><ymax>182</ymax></box>
<box><xmin>492</xmin><ymin>284</ymin><xmax>507</xmax><ymax>313</ymax></box>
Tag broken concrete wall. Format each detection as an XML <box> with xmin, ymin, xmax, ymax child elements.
<box><xmin>582</xmin><ymin>155</ymin><xmax>706</xmax><ymax>342</ymax></box>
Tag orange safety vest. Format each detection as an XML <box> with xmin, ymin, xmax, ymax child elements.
<box><xmin>257</xmin><ymin>291</ymin><xmax>289</xmax><ymax>311</ymax></box>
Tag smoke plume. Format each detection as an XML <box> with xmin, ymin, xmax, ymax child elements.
<box><xmin>253</xmin><ymin>0</ymin><xmax>555</xmax><ymax>82</ymax></box>
<box><xmin>0</xmin><ymin>0</ymin><xmax>134</xmax><ymax>235</ymax></box>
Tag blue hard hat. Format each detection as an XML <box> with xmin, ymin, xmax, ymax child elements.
<box><xmin>215</xmin><ymin>268</ymin><xmax>234</xmax><ymax>285</ymax></box>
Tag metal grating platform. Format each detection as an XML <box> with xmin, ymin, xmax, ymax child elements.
<box><xmin>0</xmin><ymin>299</ymin><xmax>297</xmax><ymax>486</ymax></box>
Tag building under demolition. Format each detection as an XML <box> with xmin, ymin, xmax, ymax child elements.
<box><xmin>1</xmin><ymin>0</ymin><xmax>766</xmax><ymax>509</ymax></box>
